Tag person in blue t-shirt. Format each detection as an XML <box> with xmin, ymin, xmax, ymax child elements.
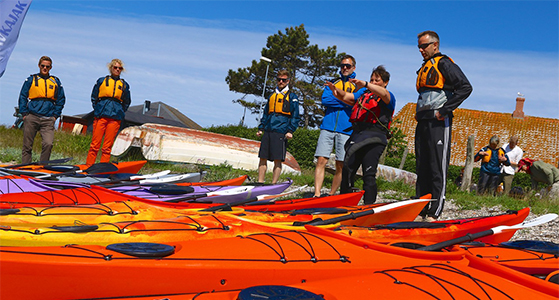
<box><xmin>313</xmin><ymin>55</ymin><xmax>357</xmax><ymax>197</ymax></box>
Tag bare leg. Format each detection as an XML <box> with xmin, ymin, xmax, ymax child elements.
<box><xmin>258</xmin><ymin>158</ymin><xmax>267</xmax><ymax>183</ymax></box>
<box><xmin>314</xmin><ymin>156</ymin><xmax>328</xmax><ymax>196</ymax></box>
<box><xmin>330</xmin><ymin>160</ymin><xmax>344</xmax><ymax>195</ymax></box>
<box><xmin>272</xmin><ymin>160</ymin><xmax>282</xmax><ymax>184</ymax></box>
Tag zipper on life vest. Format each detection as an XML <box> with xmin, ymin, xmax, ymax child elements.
<box><xmin>43</xmin><ymin>78</ymin><xmax>48</xmax><ymax>98</ymax></box>
<box><xmin>112</xmin><ymin>80</ymin><xmax>117</xmax><ymax>98</ymax></box>
<box><xmin>104</xmin><ymin>76</ymin><xmax>118</xmax><ymax>98</ymax></box>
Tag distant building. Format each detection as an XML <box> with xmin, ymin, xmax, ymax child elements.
<box><xmin>126</xmin><ymin>101</ymin><xmax>202</xmax><ymax>130</ymax></box>
<box><xmin>394</xmin><ymin>95</ymin><xmax>559</xmax><ymax>167</ymax></box>
<box><xmin>58</xmin><ymin>101</ymin><xmax>202</xmax><ymax>135</ymax></box>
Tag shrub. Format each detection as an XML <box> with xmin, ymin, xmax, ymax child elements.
<box><xmin>205</xmin><ymin>124</ymin><xmax>320</xmax><ymax>170</ymax></box>
<box><xmin>383</xmin><ymin>153</ymin><xmax>416</xmax><ymax>173</ymax></box>
<box><xmin>288</xmin><ymin>128</ymin><xmax>320</xmax><ymax>169</ymax></box>
<box><xmin>203</xmin><ymin>124</ymin><xmax>259</xmax><ymax>141</ymax></box>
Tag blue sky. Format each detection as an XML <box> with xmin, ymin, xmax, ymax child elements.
<box><xmin>1</xmin><ymin>0</ymin><xmax>557</xmax><ymax>128</ymax></box>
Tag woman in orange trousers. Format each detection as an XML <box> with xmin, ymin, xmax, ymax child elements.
<box><xmin>86</xmin><ymin>59</ymin><xmax>131</xmax><ymax>165</ymax></box>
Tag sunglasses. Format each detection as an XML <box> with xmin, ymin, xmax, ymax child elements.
<box><xmin>113</xmin><ymin>66</ymin><xmax>123</xmax><ymax>70</ymax></box>
<box><xmin>340</xmin><ymin>63</ymin><xmax>353</xmax><ymax>69</ymax></box>
<box><xmin>277</xmin><ymin>78</ymin><xmax>289</xmax><ymax>82</ymax></box>
<box><xmin>40</xmin><ymin>64</ymin><xmax>51</xmax><ymax>69</ymax></box>
<box><xmin>417</xmin><ymin>42</ymin><xmax>434</xmax><ymax>50</ymax></box>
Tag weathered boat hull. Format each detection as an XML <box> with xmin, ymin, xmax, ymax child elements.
<box><xmin>111</xmin><ymin>123</ymin><xmax>301</xmax><ymax>174</ymax></box>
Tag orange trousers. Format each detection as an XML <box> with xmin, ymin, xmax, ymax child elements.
<box><xmin>86</xmin><ymin>118</ymin><xmax>121</xmax><ymax>165</ymax></box>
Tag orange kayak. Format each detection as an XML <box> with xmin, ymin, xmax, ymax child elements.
<box><xmin>0</xmin><ymin>174</ymin><xmax>247</xmax><ymax>189</ymax></box>
<box><xmin>0</xmin><ymin>160</ymin><xmax>147</xmax><ymax>175</ymax></box>
<box><xmin>0</xmin><ymin>183</ymin><xmax>362</xmax><ymax>213</ymax></box>
<box><xmin>0</xmin><ymin>230</ymin><xmax>462</xmax><ymax>299</ymax></box>
<box><xmin>0</xmin><ymin>200</ymin><xmax>252</xmax><ymax>227</ymax></box>
<box><xmin>1</xmin><ymin>230</ymin><xmax>556</xmax><ymax>300</ymax></box>
<box><xmin>332</xmin><ymin>207</ymin><xmax>530</xmax><ymax>245</ymax></box>
<box><xmin>98</xmin><ymin>255</ymin><xmax>559</xmax><ymax>300</ymax></box>
<box><xmin>153</xmin><ymin>190</ymin><xmax>364</xmax><ymax>211</ymax></box>
<box><xmin>0</xmin><ymin>199</ymin><xmax>430</xmax><ymax>246</ymax></box>
<box><xmin>0</xmin><ymin>194</ymin><xmax>395</xmax><ymax>228</ymax></box>
<box><xmin>453</xmin><ymin>240</ymin><xmax>559</xmax><ymax>277</ymax></box>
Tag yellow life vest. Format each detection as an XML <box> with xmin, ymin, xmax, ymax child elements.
<box><xmin>268</xmin><ymin>91</ymin><xmax>292</xmax><ymax>116</ymax></box>
<box><xmin>481</xmin><ymin>148</ymin><xmax>505</xmax><ymax>163</ymax></box>
<box><xmin>416</xmin><ymin>55</ymin><xmax>454</xmax><ymax>91</ymax></box>
<box><xmin>98</xmin><ymin>76</ymin><xmax>125</xmax><ymax>101</ymax></box>
<box><xmin>333</xmin><ymin>78</ymin><xmax>357</xmax><ymax>93</ymax></box>
<box><xmin>28</xmin><ymin>75</ymin><xmax>58</xmax><ymax>100</ymax></box>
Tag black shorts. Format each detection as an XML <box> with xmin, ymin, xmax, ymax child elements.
<box><xmin>258</xmin><ymin>131</ymin><xmax>287</xmax><ymax>161</ymax></box>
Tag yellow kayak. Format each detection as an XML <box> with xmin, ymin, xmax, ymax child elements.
<box><xmin>0</xmin><ymin>199</ymin><xmax>430</xmax><ymax>247</ymax></box>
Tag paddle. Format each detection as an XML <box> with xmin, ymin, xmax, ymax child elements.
<box><xmin>164</xmin><ymin>186</ymin><xmax>256</xmax><ymax>203</ymax></box>
<box><xmin>418</xmin><ymin>213</ymin><xmax>558</xmax><ymax>251</ymax></box>
<box><xmin>291</xmin><ymin>198</ymin><xmax>432</xmax><ymax>226</ymax></box>
<box><xmin>242</xmin><ymin>185</ymin><xmax>309</xmax><ymax>205</ymax></box>
<box><xmin>91</xmin><ymin>170</ymin><xmax>172</xmax><ymax>186</ymax></box>
<box><xmin>2</xmin><ymin>157</ymin><xmax>73</xmax><ymax>169</ymax></box>
<box><xmin>201</xmin><ymin>185</ymin><xmax>310</xmax><ymax>212</ymax></box>
<box><xmin>35</xmin><ymin>163</ymin><xmax>119</xmax><ymax>179</ymax></box>
<box><xmin>199</xmin><ymin>198</ymin><xmax>260</xmax><ymax>212</ymax></box>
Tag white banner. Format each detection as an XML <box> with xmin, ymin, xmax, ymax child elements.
<box><xmin>0</xmin><ymin>0</ymin><xmax>32</xmax><ymax>78</ymax></box>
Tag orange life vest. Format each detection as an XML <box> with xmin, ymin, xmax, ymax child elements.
<box><xmin>416</xmin><ymin>55</ymin><xmax>454</xmax><ymax>91</ymax></box>
<box><xmin>268</xmin><ymin>91</ymin><xmax>292</xmax><ymax>116</ymax></box>
<box><xmin>28</xmin><ymin>75</ymin><xmax>58</xmax><ymax>100</ymax></box>
<box><xmin>332</xmin><ymin>78</ymin><xmax>357</xmax><ymax>93</ymax></box>
<box><xmin>98</xmin><ymin>76</ymin><xmax>126</xmax><ymax>101</ymax></box>
<box><xmin>481</xmin><ymin>148</ymin><xmax>506</xmax><ymax>163</ymax></box>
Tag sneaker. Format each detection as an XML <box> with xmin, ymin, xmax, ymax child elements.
<box><xmin>302</xmin><ymin>192</ymin><xmax>315</xmax><ymax>198</ymax></box>
<box><xmin>425</xmin><ymin>216</ymin><xmax>436</xmax><ymax>222</ymax></box>
<box><xmin>320</xmin><ymin>193</ymin><xmax>330</xmax><ymax>198</ymax></box>
<box><xmin>414</xmin><ymin>215</ymin><xmax>424</xmax><ymax>222</ymax></box>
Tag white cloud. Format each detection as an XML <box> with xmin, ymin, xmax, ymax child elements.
<box><xmin>1</xmin><ymin>11</ymin><xmax>557</xmax><ymax>131</ymax></box>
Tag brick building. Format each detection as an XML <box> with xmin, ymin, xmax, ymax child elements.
<box><xmin>394</xmin><ymin>96</ymin><xmax>559</xmax><ymax>167</ymax></box>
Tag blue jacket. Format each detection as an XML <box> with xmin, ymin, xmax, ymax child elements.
<box><xmin>475</xmin><ymin>146</ymin><xmax>510</xmax><ymax>175</ymax></box>
<box><xmin>320</xmin><ymin>72</ymin><xmax>356</xmax><ymax>134</ymax></box>
<box><xmin>91</xmin><ymin>75</ymin><xmax>131</xmax><ymax>121</ymax></box>
<box><xmin>19</xmin><ymin>74</ymin><xmax>65</xmax><ymax>117</ymax></box>
<box><xmin>259</xmin><ymin>91</ymin><xmax>300</xmax><ymax>134</ymax></box>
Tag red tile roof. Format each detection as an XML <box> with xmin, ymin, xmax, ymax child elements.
<box><xmin>394</xmin><ymin>103</ymin><xmax>559</xmax><ymax>167</ymax></box>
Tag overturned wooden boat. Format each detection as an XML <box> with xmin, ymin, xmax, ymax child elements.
<box><xmin>111</xmin><ymin>123</ymin><xmax>301</xmax><ymax>175</ymax></box>
<box><xmin>322</xmin><ymin>153</ymin><xmax>417</xmax><ymax>185</ymax></box>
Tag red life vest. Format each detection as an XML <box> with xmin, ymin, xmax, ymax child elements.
<box><xmin>350</xmin><ymin>92</ymin><xmax>381</xmax><ymax>123</ymax></box>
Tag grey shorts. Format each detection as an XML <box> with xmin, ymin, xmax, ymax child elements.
<box><xmin>314</xmin><ymin>129</ymin><xmax>350</xmax><ymax>161</ymax></box>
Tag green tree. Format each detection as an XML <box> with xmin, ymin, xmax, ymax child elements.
<box><xmin>226</xmin><ymin>24</ymin><xmax>342</xmax><ymax>128</ymax></box>
<box><xmin>385</xmin><ymin>119</ymin><xmax>409</xmax><ymax>158</ymax></box>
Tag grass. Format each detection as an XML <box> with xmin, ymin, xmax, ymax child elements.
<box><xmin>1</xmin><ymin>125</ymin><xmax>557</xmax><ymax>215</ymax></box>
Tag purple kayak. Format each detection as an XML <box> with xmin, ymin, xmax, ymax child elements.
<box><xmin>0</xmin><ymin>178</ymin><xmax>292</xmax><ymax>204</ymax></box>
<box><xmin>107</xmin><ymin>180</ymin><xmax>293</xmax><ymax>203</ymax></box>
<box><xmin>0</xmin><ymin>178</ymin><xmax>62</xmax><ymax>194</ymax></box>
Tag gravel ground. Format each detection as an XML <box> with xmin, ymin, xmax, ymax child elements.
<box><xmin>436</xmin><ymin>196</ymin><xmax>558</xmax><ymax>244</ymax></box>
<box><xmin>304</xmin><ymin>187</ymin><xmax>559</xmax><ymax>244</ymax></box>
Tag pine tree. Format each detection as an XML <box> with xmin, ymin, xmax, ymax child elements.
<box><xmin>225</xmin><ymin>24</ymin><xmax>343</xmax><ymax>128</ymax></box>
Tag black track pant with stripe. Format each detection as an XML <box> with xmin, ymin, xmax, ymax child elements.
<box><xmin>415</xmin><ymin>117</ymin><xmax>452</xmax><ymax>218</ymax></box>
